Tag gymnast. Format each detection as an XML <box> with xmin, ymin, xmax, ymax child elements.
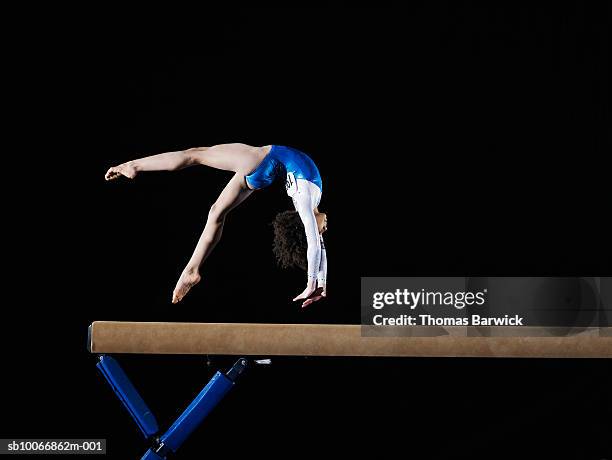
<box><xmin>105</xmin><ymin>143</ymin><xmax>327</xmax><ymax>307</ymax></box>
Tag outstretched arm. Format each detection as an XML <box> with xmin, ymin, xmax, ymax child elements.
<box><xmin>172</xmin><ymin>173</ymin><xmax>253</xmax><ymax>303</ymax></box>
<box><xmin>292</xmin><ymin>191</ymin><xmax>323</xmax><ymax>304</ymax></box>
<box><xmin>105</xmin><ymin>149</ymin><xmax>198</xmax><ymax>180</ymax></box>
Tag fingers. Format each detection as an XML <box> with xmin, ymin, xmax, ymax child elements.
<box><xmin>302</xmin><ymin>295</ymin><xmax>324</xmax><ymax>309</ymax></box>
<box><xmin>293</xmin><ymin>290</ymin><xmax>309</xmax><ymax>301</ymax></box>
<box><xmin>302</xmin><ymin>298</ymin><xmax>314</xmax><ymax>308</ymax></box>
<box><xmin>300</xmin><ymin>288</ymin><xmax>327</xmax><ymax>308</ymax></box>
<box><xmin>304</xmin><ymin>297</ymin><xmax>320</xmax><ymax>307</ymax></box>
<box><xmin>294</xmin><ymin>286</ymin><xmax>323</xmax><ymax>302</ymax></box>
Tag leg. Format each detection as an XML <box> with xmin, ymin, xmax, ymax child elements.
<box><xmin>187</xmin><ymin>143</ymin><xmax>270</xmax><ymax>173</ymax></box>
<box><xmin>140</xmin><ymin>359</ymin><xmax>248</xmax><ymax>460</ymax></box>
<box><xmin>106</xmin><ymin>149</ymin><xmax>196</xmax><ymax>180</ymax></box>
<box><xmin>172</xmin><ymin>173</ymin><xmax>253</xmax><ymax>303</ymax></box>
<box><xmin>105</xmin><ymin>143</ymin><xmax>269</xmax><ymax>180</ymax></box>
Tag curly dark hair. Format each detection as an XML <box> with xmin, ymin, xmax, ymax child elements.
<box><xmin>271</xmin><ymin>210</ymin><xmax>307</xmax><ymax>270</ymax></box>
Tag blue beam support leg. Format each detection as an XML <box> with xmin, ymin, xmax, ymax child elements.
<box><xmin>141</xmin><ymin>358</ymin><xmax>248</xmax><ymax>460</ymax></box>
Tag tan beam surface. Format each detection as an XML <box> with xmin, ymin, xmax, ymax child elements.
<box><xmin>89</xmin><ymin>322</ymin><xmax>612</xmax><ymax>358</ymax></box>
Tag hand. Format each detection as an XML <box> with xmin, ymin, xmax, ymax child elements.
<box><xmin>105</xmin><ymin>162</ymin><xmax>137</xmax><ymax>181</ymax></box>
<box><xmin>293</xmin><ymin>280</ymin><xmax>318</xmax><ymax>303</ymax></box>
<box><xmin>300</xmin><ymin>286</ymin><xmax>327</xmax><ymax>309</ymax></box>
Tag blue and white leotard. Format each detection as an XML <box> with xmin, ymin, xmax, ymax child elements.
<box><xmin>245</xmin><ymin>145</ymin><xmax>322</xmax><ymax>192</ymax></box>
<box><xmin>246</xmin><ymin>145</ymin><xmax>326</xmax><ymax>286</ymax></box>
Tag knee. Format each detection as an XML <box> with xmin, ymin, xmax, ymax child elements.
<box><xmin>185</xmin><ymin>146</ymin><xmax>210</xmax><ymax>165</ymax></box>
<box><xmin>208</xmin><ymin>202</ymin><xmax>227</xmax><ymax>220</ymax></box>
<box><xmin>209</xmin><ymin>202</ymin><xmax>219</xmax><ymax>216</ymax></box>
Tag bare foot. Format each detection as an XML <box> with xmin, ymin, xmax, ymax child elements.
<box><xmin>105</xmin><ymin>162</ymin><xmax>137</xmax><ymax>181</ymax></box>
<box><xmin>172</xmin><ymin>268</ymin><xmax>201</xmax><ymax>304</ymax></box>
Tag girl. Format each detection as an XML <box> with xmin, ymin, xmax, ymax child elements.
<box><xmin>105</xmin><ymin>143</ymin><xmax>327</xmax><ymax>307</ymax></box>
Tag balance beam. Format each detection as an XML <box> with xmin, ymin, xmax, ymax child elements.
<box><xmin>88</xmin><ymin>322</ymin><xmax>612</xmax><ymax>358</ymax></box>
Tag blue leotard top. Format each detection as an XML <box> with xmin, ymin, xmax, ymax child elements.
<box><xmin>245</xmin><ymin>145</ymin><xmax>322</xmax><ymax>192</ymax></box>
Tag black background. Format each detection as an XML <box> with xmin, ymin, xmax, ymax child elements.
<box><xmin>3</xmin><ymin>5</ymin><xmax>611</xmax><ymax>459</ymax></box>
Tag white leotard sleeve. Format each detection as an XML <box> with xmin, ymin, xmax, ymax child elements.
<box><xmin>291</xmin><ymin>179</ymin><xmax>322</xmax><ymax>281</ymax></box>
<box><xmin>317</xmin><ymin>235</ymin><xmax>327</xmax><ymax>287</ymax></box>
